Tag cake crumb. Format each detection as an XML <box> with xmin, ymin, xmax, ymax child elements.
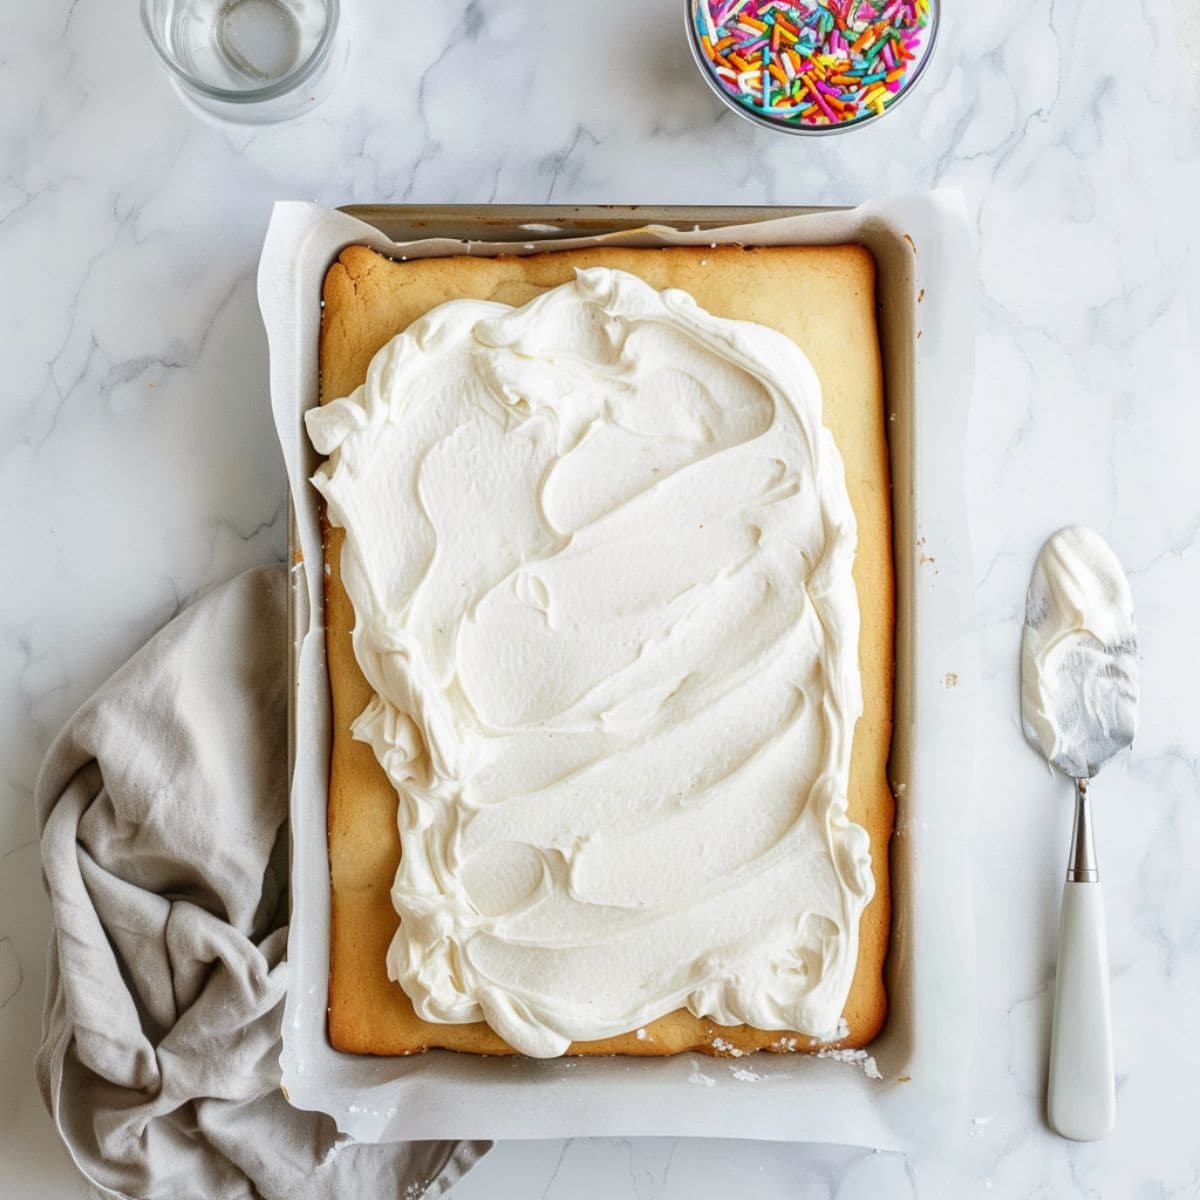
<box><xmin>817</xmin><ymin>1047</ymin><xmax>882</xmax><ymax>1079</ymax></box>
<box><xmin>944</xmin><ymin>672</ymin><xmax>958</xmax><ymax>688</ymax></box>
<box><xmin>710</xmin><ymin>1036</ymin><xmax>746</xmax><ymax>1057</ymax></box>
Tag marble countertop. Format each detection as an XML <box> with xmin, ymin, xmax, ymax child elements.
<box><xmin>3</xmin><ymin>1</ymin><xmax>1199</xmax><ymax>1197</ymax></box>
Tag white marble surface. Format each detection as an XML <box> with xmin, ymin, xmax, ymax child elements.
<box><xmin>2</xmin><ymin>1</ymin><xmax>1199</xmax><ymax>1197</ymax></box>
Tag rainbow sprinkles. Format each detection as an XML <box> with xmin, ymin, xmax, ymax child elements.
<box><xmin>693</xmin><ymin>0</ymin><xmax>934</xmax><ymax>130</ymax></box>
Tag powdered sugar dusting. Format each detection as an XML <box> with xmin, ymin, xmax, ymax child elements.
<box><xmin>688</xmin><ymin>1060</ymin><xmax>716</xmax><ymax>1087</ymax></box>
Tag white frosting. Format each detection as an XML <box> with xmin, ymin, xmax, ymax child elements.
<box><xmin>307</xmin><ymin>267</ymin><xmax>873</xmax><ymax>1058</ymax></box>
<box><xmin>1021</xmin><ymin>526</ymin><xmax>1138</xmax><ymax>779</ymax></box>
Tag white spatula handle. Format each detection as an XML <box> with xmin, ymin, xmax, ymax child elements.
<box><xmin>1047</xmin><ymin>781</ymin><xmax>1114</xmax><ymax>1141</ymax></box>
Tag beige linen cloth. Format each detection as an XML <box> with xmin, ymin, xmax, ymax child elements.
<box><xmin>34</xmin><ymin>565</ymin><xmax>488</xmax><ymax>1200</ymax></box>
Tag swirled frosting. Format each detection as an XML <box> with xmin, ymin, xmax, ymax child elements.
<box><xmin>307</xmin><ymin>267</ymin><xmax>873</xmax><ymax>1058</ymax></box>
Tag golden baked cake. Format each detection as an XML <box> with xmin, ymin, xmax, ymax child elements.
<box><xmin>314</xmin><ymin>243</ymin><xmax>893</xmax><ymax>1058</ymax></box>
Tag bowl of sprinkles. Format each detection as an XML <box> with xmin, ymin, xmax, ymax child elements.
<box><xmin>687</xmin><ymin>0</ymin><xmax>938</xmax><ymax>134</ymax></box>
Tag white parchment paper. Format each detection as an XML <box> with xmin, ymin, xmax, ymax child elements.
<box><xmin>258</xmin><ymin>194</ymin><xmax>976</xmax><ymax>1151</ymax></box>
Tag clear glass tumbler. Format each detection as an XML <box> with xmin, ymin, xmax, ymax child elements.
<box><xmin>141</xmin><ymin>0</ymin><xmax>341</xmax><ymax>122</ymax></box>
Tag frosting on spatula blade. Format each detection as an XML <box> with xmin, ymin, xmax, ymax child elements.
<box><xmin>1021</xmin><ymin>526</ymin><xmax>1138</xmax><ymax>780</ymax></box>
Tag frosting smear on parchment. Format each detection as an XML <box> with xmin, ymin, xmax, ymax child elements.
<box><xmin>306</xmin><ymin>268</ymin><xmax>873</xmax><ymax>1057</ymax></box>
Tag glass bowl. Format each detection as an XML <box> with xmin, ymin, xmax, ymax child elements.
<box><xmin>685</xmin><ymin>0</ymin><xmax>939</xmax><ymax>136</ymax></box>
<box><xmin>141</xmin><ymin>0</ymin><xmax>341</xmax><ymax>122</ymax></box>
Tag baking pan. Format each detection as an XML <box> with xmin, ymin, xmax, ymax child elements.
<box><xmin>265</xmin><ymin>197</ymin><xmax>976</xmax><ymax>1151</ymax></box>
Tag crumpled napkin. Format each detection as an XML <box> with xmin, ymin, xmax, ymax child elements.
<box><xmin>34</xmin><ymin>565</ymin><xmax>488</xmax><ymax>1200</ymax></box>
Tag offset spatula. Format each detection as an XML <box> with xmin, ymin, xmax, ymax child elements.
<box><xmin>1020</xmin><ymin>526</ymin><xmax>1139</xmax><ymax>1142</ymax></box>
